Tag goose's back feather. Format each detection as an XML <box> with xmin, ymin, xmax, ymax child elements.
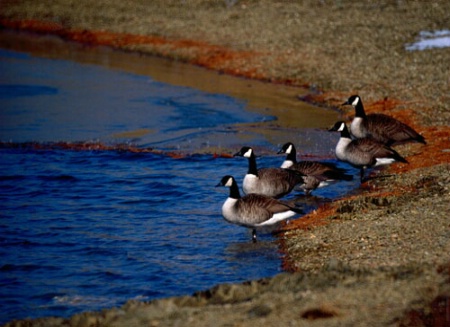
<box><xmin>243</xmin><ymin>168</ymin><xmax>303</xmax><ymax>198</ymax></box>
<box><xmin>292</xmin><ymin>161</ymin><xmax>347</xmax><ymax>177</ymax></box>
<box><xmin>345</xmin><ymin>138</ymin><xmax>406</xmax><ymax>166</ymax></box>
<box><xmin>354</xmin><ymin>113</ymin><xmax>425</xmax><ymax>145</ymax></box>
<box><xmin>223</xmin><ymin>194</ymin><xmax>296</xmax><ymax>227</ymax></box>
<box><xmin>285</xmin><ymin>159</ymin><xmax>352</xmax><ymax>194</ymax></box>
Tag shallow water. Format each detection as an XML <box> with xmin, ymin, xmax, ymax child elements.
<box><xmin>0</xmin><ymin>32</ymin><xmax>358</xmax><ymax>324</ymax></box>
<box><xmin>0</xmin><ymin>30</ymin><xmax>340</xmax><ymax>151</ymax></box>
<box><xmin>0</xmin><ymin>47</ymin><xmax>265</xmax><ymax>147</ymax></box>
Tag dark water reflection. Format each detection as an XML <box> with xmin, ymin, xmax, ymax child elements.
<box><xmin>0</xmin><ymin>31</ymin><xmax>357</xmax><ymax>324</ymax></box>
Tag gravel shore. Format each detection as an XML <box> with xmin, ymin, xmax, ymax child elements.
<box><xmin>1</xmin><ymin>1</ymin><xmax>450</xmax><ymax>326</ymax></box>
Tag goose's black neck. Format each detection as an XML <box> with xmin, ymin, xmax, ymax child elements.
<box><xmin>229</xmin><ymin>179</ymin><xmax>242</xmax><ymax>199</ymax></box>
<box><xmin>354</xmin><ymin>100</ymin><xmax>367</xmax><ymax>118</ymax></box>
<box><xmin>247</xmin><ymin>154</ymin><xmax>259</xmax><ymax>176</ymax></box>
<box><xmin>340</xmin><ymin>124</ymin><xmax>352</xmax><ymax>139</ymax></box>
<box><xmin>286</xmin><ymin>146</ymin><xmax>297</xmax><ymax>163</ymax></box>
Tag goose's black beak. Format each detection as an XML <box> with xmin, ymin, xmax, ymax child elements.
<box><xmin>341</xmin><ymin>100</ymin><xmax>350</xmax><ymax>106</ymax></box>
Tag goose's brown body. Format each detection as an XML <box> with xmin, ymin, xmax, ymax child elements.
<box><xmin>278</xmin><ymin>142</ymin><xmax>352</xmax><ymax>195</ymax></box>
<box><xmin>344</xmin><ymin>95</ymin><xmax>426</xmax><ymax>146</ymax></box>
<box><xmin>234</xmin><ymin>146</ymin><xmax>304</xmax><ymax>199</ymax></box>
<box><xmin>217</xmin><ymin>176</ymin><xmax>302</xmax><ymax>241</ymax></box>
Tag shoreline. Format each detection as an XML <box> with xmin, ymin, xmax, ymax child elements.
<box><xmin>2</xmin><ymin>1</ymin><xmax>450</xmax><ymax>325</ymax></box>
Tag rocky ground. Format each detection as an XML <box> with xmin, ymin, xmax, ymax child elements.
<box><xmin>1</xmin><ymin>1</ymin><xmax>450</xmax><ymax>326</ymax></box>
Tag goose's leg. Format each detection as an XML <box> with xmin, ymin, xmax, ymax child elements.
<box><xmin>360</xmin><ymin>167</ymin><xmax>365</xmax><ymax>183</ymax></box>
<box><xmin>252</xmin><ymin>229</ymin><xmax>257</xmax><ymax>243</ymax></box>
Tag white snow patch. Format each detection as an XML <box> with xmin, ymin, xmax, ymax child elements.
<box><xmin>406</xmin><ymin>30</ymin><xmax>450</xmax><ymax>51</ymax></box>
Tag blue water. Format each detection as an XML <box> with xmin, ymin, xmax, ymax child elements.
<box><xmin>0</xmin><ymin>147</ymin><xmax>287</xmax><ymax>322</ymax></box>
<box><xmin>0</xmin><ymin>46</ymin><xmax>358</xmax><ymax>324</ymax></box>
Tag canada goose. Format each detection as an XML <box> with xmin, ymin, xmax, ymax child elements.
<box><xmin>329</xmin><ymin>121</ymin><xmax>408</xmax><ymax>182</ymax></box>
<box><xmin>277</xmin><ymin>142</ymin><xmax>353</xmax><ymax>195</ymax></box>
<box><xmin>216</xmin><ymin>175</ymin><xmax>302</xmax><ymax>242</ymax></box>
<box><xmin>234</xmin><ymin>146</ymin><xmax>304</xmax><ymax>199</ymax></box>
<box><xmin>342</xmin><ymin>95</ymin><xmax>426</xmax><ymax>146</ymax></box>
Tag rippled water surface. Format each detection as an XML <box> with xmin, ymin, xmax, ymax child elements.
<box><xmin>0</xmin><ymin>33</ymin><xmax>358</xmax><ymax>324</ymax></box>
<box><xmin>0</xmin><ymin>147</ymin><xmax>290</xmax><ymax>322</ymax></box>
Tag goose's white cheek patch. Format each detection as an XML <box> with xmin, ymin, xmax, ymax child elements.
<box><xmin>352</xmin><ymin>97</ymin><xmax>360</xmax><ymax>106</ymax></box>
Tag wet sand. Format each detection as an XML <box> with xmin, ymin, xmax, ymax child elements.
<box><xmin>1</xmin><ymin>1</ymin><xmax>450</xmax><ymax>326</ymax></box>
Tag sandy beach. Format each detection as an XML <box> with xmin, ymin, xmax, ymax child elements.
<box><xmin>1</xmin><ymin>1</ymin><xmax>450</xmax><ymax>326</ymax></box>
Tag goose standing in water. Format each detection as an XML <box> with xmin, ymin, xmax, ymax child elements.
<box><xmin>329</xmin><ymin>121</ymin><xmax>408</xmax><ymax>182</ymax></box>
<box><xmin>216</xmin><ymin>175</ymin><xmax>302</xmax><ymax>242</ymax></box>
<box><xmin>234</xmin><ymin>146</ymin><xmax>305</xmax><ymax>199</ymax></box>
<box><xmin>277</xmin><ymin>142</ymin><xmax>353</xmax><ymax>195</ymax></box>
<box><xmin>342</xmin><ymin>95</ymin><xmax>426</xmax><ymax>146</ymax></box>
